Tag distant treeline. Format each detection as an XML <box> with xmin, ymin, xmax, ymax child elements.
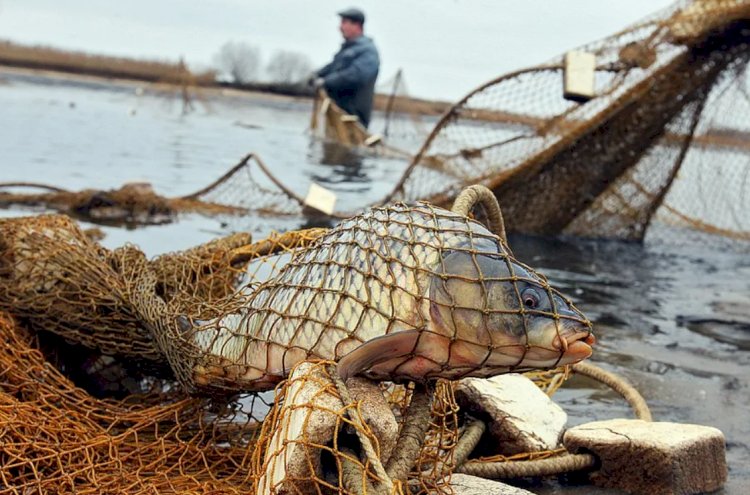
<box><xmin>0</xmin><ymin>40</ymin><xmax>215</xmax><ymax>85</ymax></box>
<box><xmin>0</xmin><ymin>40</ymin><xmax>453</xmax><ymax>117</ymax></box>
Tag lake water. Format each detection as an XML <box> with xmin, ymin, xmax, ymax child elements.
<box><xmin>1</xmin><ymin>68</ymin><xmax>748</xmax><ymax>494</ymax></box>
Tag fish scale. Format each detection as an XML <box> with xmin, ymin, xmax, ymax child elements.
<box><xmin>194</xmin><ymin>204</ymin><xmax>494</xmax><ymax>367</ymax></box>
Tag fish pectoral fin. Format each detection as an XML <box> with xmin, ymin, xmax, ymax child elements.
<box><xmin>337</xmin><ymin>330</ymin><xmax>422</xmax><ymax>381</ymax></box>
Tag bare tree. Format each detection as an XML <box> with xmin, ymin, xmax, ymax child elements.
<box><xmin>266</xmin><ymin>50</ymin><xmax>312</xmax><ymax>84</ymax></box>
<box><xmin>213</xmin><ymin>41</ymin><xmax>261</xmax><ymax>84</ymax></box>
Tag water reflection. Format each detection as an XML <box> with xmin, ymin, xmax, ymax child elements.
<box><xmin>310</xmin><ymin>139</ymin><xmax>378</xmax><ymax>185</ymax></box>
<box><xmin>309</xmin><ymin>141</ymin><xmax>369</xmax><ymax>185</ymax></box>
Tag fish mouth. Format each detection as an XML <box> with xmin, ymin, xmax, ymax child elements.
<box><xmin>553</xmin><ymin>330</ymin><xmax>596</xmax><ymax>360</ymax></box>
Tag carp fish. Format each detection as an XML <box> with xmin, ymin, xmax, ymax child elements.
<box><xmin>186</xmin><ymin>203</ymin><xmax>594</xmax><ymax>391</ymax></box>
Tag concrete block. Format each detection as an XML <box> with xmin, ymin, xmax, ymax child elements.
<box><xmin>257</xmin><ymin>362</ymin><xmax>398</xmax><ymax>495</ymax></box>
<box><xmin>564</xmin><ymin>418</ymin><xmax>727</xmax><ymax>495</ymax></box>
<box><xmin>448</xmin><ymin>473</ymin><xmax>536</xmax><ymax>495</ymax></box>
<box><xmin>455</xmin><ymin>374</ymin><xmax>567</xmax><ymax>455</ymax></box>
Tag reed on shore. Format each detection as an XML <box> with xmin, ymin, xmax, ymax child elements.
<box><xmin>0</xmin><ymin>40</ymin><xmax>216</xmax><ymax>85</ymax></box>
<box><xmin>0</xmin><ymin>40</ymin><xmax>456</xmax><ymax>117</ymax></box>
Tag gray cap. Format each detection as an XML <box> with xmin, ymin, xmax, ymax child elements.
<box><xmin>338</xmin><ymin>7</ymin><xmax>365</xmax><ymax>25</ymax></box>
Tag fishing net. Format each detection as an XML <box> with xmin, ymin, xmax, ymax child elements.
<box><xmin>310</xmin><ymin>89</ymin><xmax>374</xmax><ymax>148</ymax></box>
<box><xmin>6</xmin><ymin>1</ymin><xmax>748</xmax><ymax>247</ymax></box>
<box><xmin>309</xmin><ymin>89</ymin><xmax>415</xmax><ymax>160</ymax></box>
<box><xmin>0</xmin><ymin>154</ymin><xmax>305</xmax><ymax>226</ymax></box>
<box><xmin>0</xmin><ymin>312</ymin><xmax>263</xmax><ymax>494</ymax></box>
<box><xmin>373</xmin><ymin>69</ymin><xmax>436</xmax><ymax>147</ymax></box>
<box><xmin>383</xmin><ymin>0</ymin><xmax>750</xmax><ymax>248</ymax></box>
<box><xmin>160</xmin><ymin>201</ymin><xmax>591</xmax><ymax>394</ymax></box>
<box><xmin>0</xmin><ymin>195</ymin><xmax>592</xmax><ymax>493</ymax></box>
<box><xmin>167</xmin><ymin>0</ymin><xmax>750</xmax><ymax>248</ymax></box>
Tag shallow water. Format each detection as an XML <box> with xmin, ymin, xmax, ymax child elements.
<box><xmin>1</xmin><ymin>69</ymin><xmax>748</xmax><ymax>493</ymax></box>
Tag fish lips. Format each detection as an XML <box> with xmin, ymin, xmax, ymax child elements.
<box><xmin>530</xmin><ymin>315</ymin><xmax>595</xmax><ymax>364</ymax></box>
<box><xmin>555</xmin><ymin>329</ymin><xmax>596</xmax><ymax>360</ymax></box>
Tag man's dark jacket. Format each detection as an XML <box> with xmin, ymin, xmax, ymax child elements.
<box><xmin>317</xmin><ymin>35</ymin><xmax>379</xmax><ymax>128</ymax></box>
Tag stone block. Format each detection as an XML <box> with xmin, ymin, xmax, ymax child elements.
<box><xmin>564</xmin><ymin>418</ymin><xmax>727</xmax><ymax>495</ymax></box>
<box><xmin>257</xmin><ymin>362</ymin><xmax>398</xmax><ymax>495</ymax></box>
<box><xmin>455</xmin><ymin>374</ymin><xmax>567</xmax><ymax>455</ymax></box>
<box><xmin>448</xmin><ymin>473</ymin><xmax>536</xmax><ymax>495</ymax></box>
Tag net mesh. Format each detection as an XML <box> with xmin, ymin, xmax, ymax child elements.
<box><xmin>0</xmin><ymin>154</ymin><xmax>307</xmax><ymax>227</ymax></box>
<box><xmin>384</xmin><ymin>0</ymin><xmax>750</xmax><ymax>248</ymax></box>
<box><xmin>175</xmin><ymin>0</ymin><xmax>750</xmax><ymax>248</ymax></box>
<box><xmin>374</xmin><ymin>69</ymin><xmax>435</xmax><ymax>146</ymax></box>
<box><xmin>163</xmin><ymin>202</ymin><xmax>592</xmax><ymax>394</ymax></box>
<box><xmin>0</xmin><ymin>200</ymin><xmax>591</xmax><ymax>493</ymax></box>
<box><xmin>0</xmin><ymin>311</ymin><xmax>262</xmax><ymax>494</ymax></box>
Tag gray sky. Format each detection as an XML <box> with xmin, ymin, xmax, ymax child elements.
<box><xmin>0</xmin><ymin>0</ymin><xmax>676</xmax><ymax>99</ymax></box>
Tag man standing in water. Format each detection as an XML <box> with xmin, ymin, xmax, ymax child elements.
<box><xmin>310</xmin><ymin>8</ymin><xmax>380</xmax><ymax>128</ymax></box>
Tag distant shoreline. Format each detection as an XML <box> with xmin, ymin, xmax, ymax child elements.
<box><xmin>0</xmin><ymin>40</ymin><xmax>453</xmax><ymax>117</ymax></box>
<box><xmin>5</xmin><ymin>44</ymin><xmax>749</xmax><ymax>155</ymax></box>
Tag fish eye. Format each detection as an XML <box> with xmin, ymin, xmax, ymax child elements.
<box><xmin>521</xmin><ymin>287</ymin><xmax>541</xmax><ymax>310</ymax></box>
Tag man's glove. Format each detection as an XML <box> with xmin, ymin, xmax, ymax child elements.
<box><xmin>312</xmin><ymin>77</ymin><xmax>326</xmax><ymax>90</ymax></box>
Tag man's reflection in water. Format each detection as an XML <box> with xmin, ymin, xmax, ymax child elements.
<box><xmin>310</xmin><ymin>141</ymin><xmax>369</xmax><ymax>185</ymax></box>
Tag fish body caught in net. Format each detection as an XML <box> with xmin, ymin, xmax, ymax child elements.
<box><xmin>186</xmin><ymin>203</ymin><xmax>594</xmax><ymax>391</ymax></box>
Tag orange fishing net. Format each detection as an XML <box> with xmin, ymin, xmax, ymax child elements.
<box><xmin>0</xmin><ymin>193</ymin><xmax>591</xmax><ymax>493</ymax></box>
<box><xmin>0</xmin><ymin>155</ymin><xmax>293</xmax><ymax>227</ymax></box>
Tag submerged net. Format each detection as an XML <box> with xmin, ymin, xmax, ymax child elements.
<box><xmin>384</xmin><ymin>0</ymin><xmax>750</xmax><ymax>248</ymax></box>
<box><xmin>0</xmin><ymin>154</ymin><xmax>307</xmax><ymax>226</ymax></box>
<box><xmin>0</xmin><ymin>199</ymin><xmax>591</xmax><ymax>493</ymax></box>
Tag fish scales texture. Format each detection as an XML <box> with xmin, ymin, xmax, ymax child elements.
<box><xmin>194</xmin><ymin>203</ymin><xmax>503</xmax><ymax>375</ymax></box>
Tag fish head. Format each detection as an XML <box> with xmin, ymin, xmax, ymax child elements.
<box><xmin>429</xmin><ymin>248</ymin><xmax>594</xmax><ymax>377</ymax></box>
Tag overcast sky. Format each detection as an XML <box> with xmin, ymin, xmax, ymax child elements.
<box><xmin>0</xmin><ymin>0</ymin><xmax>677</xmax><ymax>100</ymax></box>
